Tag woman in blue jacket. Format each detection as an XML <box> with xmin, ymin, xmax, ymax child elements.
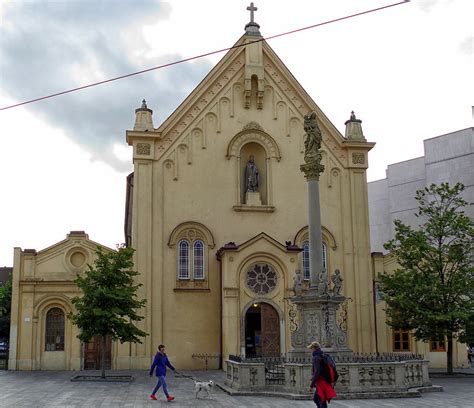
<box><xmin>149</xmin><ymin>344</ymin><xmax>175</xmax><ymax>401</ymax></box>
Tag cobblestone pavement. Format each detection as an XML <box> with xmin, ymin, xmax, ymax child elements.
<box><xmin>0</xmin><ymin>369</ymin><xmax>473</xmax><ymax>408</ymax></box>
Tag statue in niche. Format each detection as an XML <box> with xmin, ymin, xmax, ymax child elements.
<box><xmin>303</xmin><ymin>111</ymin><xmax>323</xmax><ymax>163</ymax></box>
<box><xmin>245</xmin><ymin>155</ymin><xmax>259</xmax><ymax>192</ymax></box>
<box><xmin>293</xmin><ymin>270</ymin><xmax>302</xmax><ymax>296</ymax></box>
<box><xmin>331</xmin><ymin>269</ymin><xmax>343</xmax><ymax>296</ymax></box>
<box><xmin>319</xmin><ymin>269</ymin><xmax>329</xmax><ymax>295</ymax></box>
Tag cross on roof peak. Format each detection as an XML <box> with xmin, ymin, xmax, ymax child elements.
<box><xmin>244</xmin><ymin>2</ymin><xmax>261</xmax><ymax>36</ymax></box>
<box><xmin>247</xmin><ymin>2</ymin><xmax>257</xmax><ymax>23</ymax></box>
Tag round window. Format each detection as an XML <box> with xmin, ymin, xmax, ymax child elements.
<box><xmin>246</xmin><ymin>263</ymin><xmax>278</xmax><ymax>295</ymax></box>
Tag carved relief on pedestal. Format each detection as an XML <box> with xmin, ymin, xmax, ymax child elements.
<box><xmin>286</xmin><ymin>298</ymin><xmax>301</xmax><ymax>333</ymax></box>
<box><xmin>305</xmin><ymin>309</ymin><xmax>320</xmax><ymax>342</ymax></box>
<box><xmin>250</xmin><ymin>367</ymin><xmax>258</xmax><ymax>385</ymax></box>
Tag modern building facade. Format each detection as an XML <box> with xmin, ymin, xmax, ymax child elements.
<box><xmin>369</xmin><ymin>127</ymin><xmax>474</xmax><ymax>253</ymax></box>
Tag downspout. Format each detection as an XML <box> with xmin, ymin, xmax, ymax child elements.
<box><xmin>373</xmin><ymin>280</ymin><xmax>379</xmax><ymax>353</ymax></box>
<box><xmin>217</xmin><ymin>252</ymin><xmax>223</xmax><ymax>370</ymax></box>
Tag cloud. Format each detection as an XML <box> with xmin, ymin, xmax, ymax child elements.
<box><xmin>0</xmin><ymin>0</ymin><xmax>212</xmax><ymax>171</ymax></box>
<box><xmin>417</xmin><ymin>0</ymin><xmax>454</xmax><ymax>12</ymax></box>
<box><xmin>459</xmin><ymin>36</ymin><xmax>473</xmax><ymax>56</ymax></box>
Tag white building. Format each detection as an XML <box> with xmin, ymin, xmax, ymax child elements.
<box><xmin>369</xmin><ymin>127</ymin><xmax>474</xmax><ymax>253</ymax></box>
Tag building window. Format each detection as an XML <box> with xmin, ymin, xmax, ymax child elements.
<box><xmin>246</xmin><ymin>263</ymin><xmax>278</xmax><ymax>295</ymax></box>
<box><xmin>45</xmin><ymin>308</ymin><xmax>65</xmax><ymax>351</ymax></box>
<box><xmin>430</xmin><ymin>338</ymin><xmax>446</xmax><ymax>352</ymax></box>
<box><xmin>178</xmin><ymin>240</ymin><xmax>190</xmax><ymax>279</ymax></box>
<box><xmin>169</xmin><ymin>222</ymin><xmax>215</xmax><ymax>290</ymax></box>
<box><xmin>393</xmin><ymin>329</ymin><xmax>410</xmax><ymax>351</ymax></box>
<box><xmin>193</xmin><ymin>240</ymin><xmax>204</xmax><ymax>279</ymax></box>
<box><xmin>302</xmin><ymin>241</ymin><xmax>328</xmax><ymax>280</ymax></box>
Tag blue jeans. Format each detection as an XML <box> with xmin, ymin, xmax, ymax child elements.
<box><xmin>313</xmin><ymin>389</ymin><xmax>327</xmax><ymax>408</ymax></box>
<box><xmin>152</xmin><ymin>375</ymin><xmax>169</xmax><ymax>397</ymax></box>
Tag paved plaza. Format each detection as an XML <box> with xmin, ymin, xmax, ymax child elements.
<box><xmin>0</xmin><ymin>369</ymin><xmax>473</xmax><ymax>408</ymax></box>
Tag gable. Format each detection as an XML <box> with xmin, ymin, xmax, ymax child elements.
<box><xmin>21</xmin><ymin>232</ymin><xmax>112</xmax><ymax>281</ymax></box>
<box><xmin>146</xmin><ymin>35</ymin><xmax>349</xmax><ymax>170</ymax></box>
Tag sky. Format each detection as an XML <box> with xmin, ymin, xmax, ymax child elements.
<box><xmin>0</xmin><ymin>0</ymin><xmax>472</xmax><ymax>266</ymax></box>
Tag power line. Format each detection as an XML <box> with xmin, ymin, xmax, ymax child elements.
<box><xmin>0</xmin><ymin>1</ymin><xmax>409</xmax><ymax>111</ymax></box>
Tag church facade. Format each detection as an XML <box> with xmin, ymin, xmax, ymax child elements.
<box><xmin>9</xmin><ymin>19</ymin><xmax>469</xmax><ymax>371</ymax></box>
<box><xmin>121</xmin><ymin>24</ymin><xmax>376</xmax><ymax>370</ymax></box>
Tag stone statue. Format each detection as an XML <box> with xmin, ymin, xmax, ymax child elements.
<box><xmin>303</xmin><ymin>111</ymin><xmax>323</xmax><ymax>163</ymax></box>
<box><xmin>293</xmin><ymin>270</ymin><xmax>302</xmax><ymax>296</ymax></box>
<box><xmin>245</xmin><ymin>155</ymin><xmax>259</xmax><ymax>192</ymax></box>
<box><xmin>318</xmin><ymin>269</ymin><xmax>328</xmax><ymax>295</ymax></box>
<box><xmin>332</xmin><ymin>269</ymin><xmax>343</xmax><ymax>295</ymax></box>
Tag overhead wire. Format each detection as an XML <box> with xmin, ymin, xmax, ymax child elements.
<box><xmin>0</xmin><ymin>1</ymin><xmax>409</xmax><ymax>111</ymax></box>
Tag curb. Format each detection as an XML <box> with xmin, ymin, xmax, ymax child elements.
<box><xmin>410</xmin><ymin>385</ymin><xmax>443</xmax><ymax>393</ymax></box>
<box><xmin>70</xmin><ymin>375</ymin><xmax>135</xmax><ymax>382</ymax></box>
<box><xmin>216</xmin><ymin>382</ymin><xmax>423</xmax><ymax>400</ymax></box>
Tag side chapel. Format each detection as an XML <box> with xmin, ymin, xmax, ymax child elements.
<box><xmin>9</xmin><ymin>8</ymin><xmax>468</xmax><ymax>371</ymax></box>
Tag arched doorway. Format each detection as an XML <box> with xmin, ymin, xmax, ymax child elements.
<box><xmin>245</xmin><ymin>302</ymin><xmax>280</xmax><ymax>357</ymax></box>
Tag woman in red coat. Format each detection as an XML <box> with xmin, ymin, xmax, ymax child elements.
<box><xmin>308</xmin><ymin>341</ymin><xmax>337</xmax><ymax>408</ymax></box>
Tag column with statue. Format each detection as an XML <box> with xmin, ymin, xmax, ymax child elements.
<box><xmin>289</xmin><ymin>112</ymin><xmax>352</xmax><ymax>357</ymax></box>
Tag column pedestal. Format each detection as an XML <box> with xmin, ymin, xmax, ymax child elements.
<box><xmin>289</xmin><ymin>293</ymin><xmax>352</xmax><ymax>358</ymax></box>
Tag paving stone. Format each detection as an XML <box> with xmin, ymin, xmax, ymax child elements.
<box><xmin>0</xmin><ymin>369</ymin><xmax>473</xmax><ymax>407</ymax></box>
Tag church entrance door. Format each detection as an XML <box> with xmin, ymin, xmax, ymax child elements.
<box><xmin>83</xmin><ymin>336</ymin><xmax>111</xmax><ymax>370</ymax></box>
<box><xmin>245</xmin><ymin>302</ymin><xmax>280</xmax><ymax>357</ymax></box>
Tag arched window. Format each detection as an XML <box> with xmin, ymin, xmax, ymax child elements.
<box><xmin>178</xmin><ymin>240</ymin><xmax>190</xmax><ymax>279</ymax></box>
<box><xmin>193</xmin><ymin>240</ymin><xmax>204</xmax><ymax>279</ymax></box>
<box><xmin>169</xmin><ymin>222</ymin><xmax>215</xmax><ymax>289</ymax></box>
<box><xmin>45</xmin><ymin>308</ymin><xmax>65</xmax><ymax>351</ymax></box>
<box><xmin>302</xmin><ymin>241</ymin><xmax>328</xmax><ymax>280</ymax></box>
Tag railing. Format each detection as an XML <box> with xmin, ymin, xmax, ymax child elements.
<box><xmin>230</xmin><ymin>352</ymin><xmax>423</xmax><ymax>365</ymax></box>
<box><xmin>335</xmin><ymin>352</ymin><xmax>424</xmax><ymax>363</ymax></box>
<box><xmin>230</xmin><ymin>354</ymin><xmax>311</xmax><ymax>364</ymax></box>
<box><xmin>191</xmin><ymin>353</ymin><xmax>221</xmax><ymax>370</ymax></box>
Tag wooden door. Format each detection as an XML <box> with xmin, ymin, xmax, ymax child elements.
<box><xmin>261</xmin><ymin>303</ymin><xmax>280</xmax><ymax>357</ymax></box>
<box><xmin>84</xmin><ymin>336</ymin><xmax>111</xmax><ymax>370</ymax></box>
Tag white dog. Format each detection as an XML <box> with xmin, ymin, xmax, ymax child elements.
<box><xmin>194</xmin><ymin>380</ymin><xmax>214</xmax><ymax>399</ymax></box>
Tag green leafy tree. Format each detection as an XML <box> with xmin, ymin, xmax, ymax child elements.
<box><xmin>379</xmin><ymin>183</ymin><xmax>474</xmax><ymax>374</ymax></box>
<box><xmin>68</xmin><ymin>246</ymin><xmax>147</xmax><ymax>378</ymax></box>
<box><xmin>0</xmin><ymin>274</ymin><xmax>12</xmax><ymax>342</ymax></box>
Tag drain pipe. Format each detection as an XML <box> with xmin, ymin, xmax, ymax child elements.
<box><xmin>373</xmin><ymin>279</ymin><xmax>379</xmax><ymax>354</ymax></box>
<box><xmin>218</xmin><ymin>253</ymin><xmax>223</xmax><ymax>370</ymax></box>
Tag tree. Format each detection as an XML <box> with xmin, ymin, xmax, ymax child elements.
<box><xmin>0</xmin><ymin>274</ymin><xmax>12</xmax><ymax>342</ymax></box>
<box><xmin>379</xmin><ymin>183</ymin><xmax>474</xmax><ymax>374</ymax></box>
<box><xmin>68</xmin><ymin>246</ymin><xmax>147</xmax><ymax>378</ymax></box>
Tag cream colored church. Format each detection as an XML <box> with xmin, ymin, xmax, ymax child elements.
<box><xmin>8</xmin><ymin>16</ymin><xmax>468</xmax><ymax>371</ymax></box>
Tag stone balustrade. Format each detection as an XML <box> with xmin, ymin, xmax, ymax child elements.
<box><xmin>225</xmin><ymin>354</ymin><xmax>430</xmax><ymax>397</ymax></box>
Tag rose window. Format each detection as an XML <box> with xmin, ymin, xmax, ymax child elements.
<box><xmin>246</xmin><ymin>263</ymin><xmax>277</xmax><ymax>295</ymax></box>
